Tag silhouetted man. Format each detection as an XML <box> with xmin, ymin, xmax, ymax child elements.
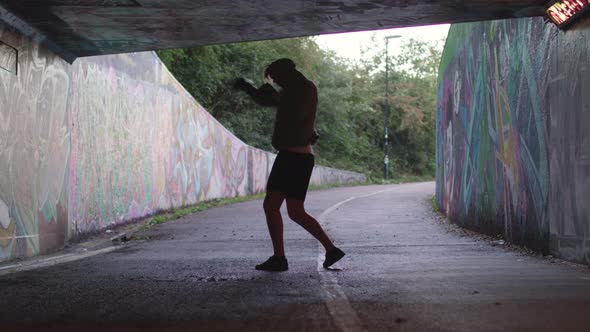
<box><xmin>235</xmin><ymin>58</ymin><xmax>345</xmax><ymax>271</ymax></box>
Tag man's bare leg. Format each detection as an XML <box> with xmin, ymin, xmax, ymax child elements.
<box><xmin>286</xmin><ymin>198</ymin><xmax>345</xmax><ymax>268</ymax></box>
<box><xmin>285</xmin><ymin>199</ymin><xmax>335</xmax><ymax>251</ymax></box>
<box><xmin>263</xmin><ymin>191</ymin><xmax>287</xmax><ymax>256</ymax></box>
<box><xmin>256</xmin><ymin>191</ymin><xmax>289</xmax><ymax>271</ymax></box>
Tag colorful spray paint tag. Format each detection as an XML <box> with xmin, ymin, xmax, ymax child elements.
<box><xmin>546</xmin><ymin>0</ymin><xmax>590</xmax><ymax>29</ymax></box>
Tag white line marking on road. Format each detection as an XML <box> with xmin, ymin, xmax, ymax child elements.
<box><xmin>0</xmin><ymin>246</ymin><xmax>120</xmax><ymax>276</ymax></box>
<box><xmin>317</xmin><ymin>187</ymin><xmax>399</xmax><ymax>332</ymax></box>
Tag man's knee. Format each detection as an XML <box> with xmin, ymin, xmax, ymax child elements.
<box><xmin>286</xmin><ymin>203</ymin><xmax>306</xmax><ymax>222</ymax></box>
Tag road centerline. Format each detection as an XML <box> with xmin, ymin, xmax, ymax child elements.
<box><xmin>316</xmin><ymin>187</ymin><xmax>399</xmax><ymax>332</ymax></box>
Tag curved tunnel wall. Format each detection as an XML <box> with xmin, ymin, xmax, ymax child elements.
<box><xmin>0</xmin><ymin>22</ymin><xmax>365</xmax><ymax>262</ymax></box>
<box><xmin>437</xmin><ymin>17</ymin><xmax>590</xmax><ymax>265</ymax></box>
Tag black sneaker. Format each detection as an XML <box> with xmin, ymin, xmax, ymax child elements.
<box><xmin>255</xmin><ymin>255</ymin><xmax>288</xmax><ymax>272</ymax></box>
<box><xmin>323</xmin><ymin>247</ymin><xmax>345</xmax><ymax>268</ymax></box>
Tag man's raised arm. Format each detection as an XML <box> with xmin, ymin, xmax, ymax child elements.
<box><xmin>234</xmin><ymin>78</ymin><xmax>280</xmax><ymax>107</ymax></box>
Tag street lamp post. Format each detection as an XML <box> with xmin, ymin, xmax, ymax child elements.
<box><xmin>384</xmin><ymin>35</ymin><xmax>401</xmax><ymax>180</ymax></box>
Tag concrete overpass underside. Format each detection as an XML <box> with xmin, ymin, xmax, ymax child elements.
<box><xmin>0</xmin><ymin>0</ymin><xmax>548</xmax><ymax>62</ymax></box>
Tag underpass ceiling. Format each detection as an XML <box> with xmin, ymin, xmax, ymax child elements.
<box><xmin>0</xmin><ymin>0</ymin><xmax>548</xmax><ymax>62</ymax></box>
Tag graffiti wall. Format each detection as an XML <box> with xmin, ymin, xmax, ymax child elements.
<box><xmin>547</xmin><ymin>18</ymin><xmax>590</xmax><ymax>265</ymax></box>
<box><xmin>0</xmin><ymin>22</ymin><xmax>71</xmax><ymax>259</ymax></box>
<box><xmin>67</xmin><ymin>53</ymin><xmax>253</xmax><ymax>235</ymax></box>
<box><xmin>0</xmin><ymin>22</ymin><xmax>365</xmax><ymax>262</ymax></box>
<box><xmin>437</xmin><ymin>17</ymin><xmax>590</xmax><ymax>264</ymax></box>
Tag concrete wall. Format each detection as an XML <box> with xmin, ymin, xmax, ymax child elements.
<box><xmin>0</xmin><ymin>22</ymin><xmax>365</xmax><ymax>262</ymax></box>
<box><xmin>437</xmin><ymin>17</ymin><xmax>590</xmax><ymax>265</ymax></box>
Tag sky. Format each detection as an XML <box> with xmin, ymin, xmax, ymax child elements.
<box><xmin>314</xmin><ymin>24</ymin><xmax>450</xmax><ymax>61</ymax></box>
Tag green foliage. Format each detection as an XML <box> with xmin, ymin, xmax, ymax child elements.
<box><xmin>143</xmin><ymin>194</ymin><xmax>266</xmax><ymax>229</ymax></box>
<box><xmin>157</xmin><ymin>36</ymin><xmax>443</xmax><ymax>180</ymax></box>
<box><xmin>430</xmin><ymin>195</ymin><xmax>440</xmax><ymax>213</ymax></box>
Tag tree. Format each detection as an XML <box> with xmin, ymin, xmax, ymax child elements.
<box><xmin>157</xmin><ymin>36</ymin><xmax>443</xmax><ymax>180</ymax></box>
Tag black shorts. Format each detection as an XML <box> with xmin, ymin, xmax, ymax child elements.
<box><xmin>266</xmin><ymin>151</ymin><xmax>315</xmax><ymax>201</ymax></box>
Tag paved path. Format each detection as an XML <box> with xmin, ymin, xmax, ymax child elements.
<box><xmin>1</xmin><ymin>182</ymin><xmax>589</xmax><ymax>331</ymax></box>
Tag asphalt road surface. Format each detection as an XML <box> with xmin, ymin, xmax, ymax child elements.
<box><xmin>1</xmin><ymin>182</ymin><xmax>589</xmax><ymax>331</ymax></box>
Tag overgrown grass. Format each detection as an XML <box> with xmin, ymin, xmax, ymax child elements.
<box><xmin>371</xmin><ymin>172</ymin><xmax>434</xmax><ymax>185</ymax></box>
<box><xmin>308</xmin><ymin>181</ymin><xmax>369</xmax><ymax>192</ymax></box>
<box><xmin>140</xmin><ymin>193</ymin><xmax>265</xmax><ymax>231</ymax></box>
<box><xmin>430</xmin><ymin>195</ymin><xmax>440</xmax><ymax>213</ymax></box>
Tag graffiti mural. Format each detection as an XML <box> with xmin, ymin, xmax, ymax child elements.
<box><xmin>437</xmin><ymin>17</ymin><xmax>590</xmax><ymax>264</ymax></box>
<box><xmin>547</xmin><ymin>18</ymin><xmax>590</xmax><ymax>265</ymax></box>
<box><xmin>436</xmin><ymin>18</ymin><xmax>552</xmax><ymax>252</ymax></box>
<box><xmin>67</xmin><ymin>53</ymin><xmax>251</xmax><ymax>233</ymax></box>
<box><xmin>0</xmin><ymin>21</ymin><xmax>365</xmax><ymax>262</ymax></box>
<box><xmin>248</xmin><ymin>148</ymin><xmax>273</xmax><ymax>194</ymax></box>
<box><xmin>0</xmin><ymin>22</ymin><xmax>70</xmax><ymax>259</ymax></box>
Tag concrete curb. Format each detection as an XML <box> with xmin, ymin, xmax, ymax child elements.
<box><xmin>0</xmin><ymin>224</ymin><xmax>144</xmax><ymax>276</ymax></box>
<box><xmin>0</xmin><ymin>246</ymin><xmax>121</xmax><ymax>276</ymax></box>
